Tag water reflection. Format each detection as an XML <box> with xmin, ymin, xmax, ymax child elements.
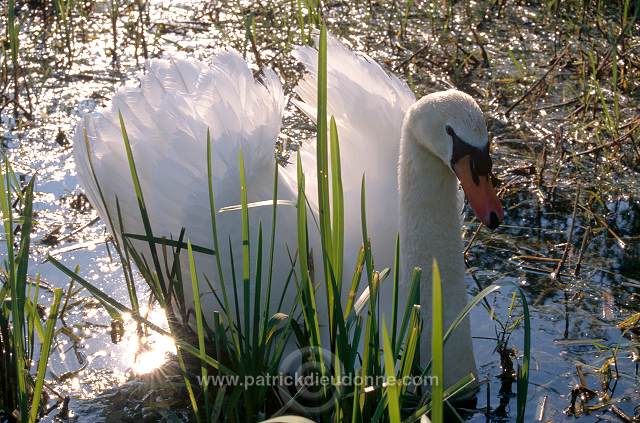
<box><xmin>121</xmin><ymin>308</ymin><xmax>175</xmax><ymax>375</ymax></box>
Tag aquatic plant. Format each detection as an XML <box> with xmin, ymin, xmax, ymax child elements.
<box><xmin>0</xmin><ymin>159</ymin><xmax>63</xmax><ymax>423</ymax></box>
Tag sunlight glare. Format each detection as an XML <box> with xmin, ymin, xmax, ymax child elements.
<box><xmin>122</xmin><ymin>307</ymin><xmax>176</xmax><ymax>375</ymax></box>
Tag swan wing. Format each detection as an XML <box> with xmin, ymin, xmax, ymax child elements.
<box><xmin>285</xmin><ymin>33</ymin><xmax>416</xmax><ymax>269</ymax></box>
<box><xmin>74</xmin><ymin>52</ymin><xmax>287</xmax><ymax>316</ymax></box>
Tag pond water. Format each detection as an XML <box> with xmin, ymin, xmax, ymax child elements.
<box><xmin>1</xmin><ymin>0</ymin><xmax>638</xmax><ymax>421</ymax></box>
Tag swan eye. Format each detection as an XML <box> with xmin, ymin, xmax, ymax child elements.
<box><xmin>445</xmin><ymin>125</ymin><xmax>455</xmax><ymax>137</ymax></box>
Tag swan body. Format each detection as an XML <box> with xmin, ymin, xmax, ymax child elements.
<box><xmin>74</xmin><ymin>36</ymin><xmax>503</xmax><ymax>392</ymax></box>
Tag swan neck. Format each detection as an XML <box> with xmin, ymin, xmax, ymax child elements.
<box><xmin>398</xmin><ymin>124</ymin><xmax>476</xmax><ymax>388</ymax></box>
<box><xmin>398</xmin><ymin>135</ymin><xmax>464</xmax><ymax>282</ymax></box>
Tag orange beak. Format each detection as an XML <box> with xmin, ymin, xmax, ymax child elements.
<box><xmin>453</xmin><ymin>156</ymin><xmax>504</xmax><ymax>230</ymax></box>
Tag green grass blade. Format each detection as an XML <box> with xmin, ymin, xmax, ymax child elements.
<box><xmin>315</xmin><ymin>23</ymin><xmax>337</xmax><ymax>340</ymax></box>
<box><xmin>206</xmin><ymin>129</ymin><xmax>227</xmax><ymax>296</ymax></box>
<box><xmin>0</xmin><ymin>158</ymin><xmax>14</xmax><ymax>264</ymax></box>
<box><xmin>391</xmin><ymin>233</ymin><xmax>400</xmax><ymax>353</ymax></box>
<box><xmin>316</xmin><ymin>24</ymin><xmax>330</xmax><ymax>241</ymax></box>
<box><xmin>210</xmin><ymin>385</ymin><xmax>226</xmax><ymax>422</ymax></box>
<box><xmin>344</xmin><ymin>245</ymin><xmax>365</xmax><ymax>317</ymax></box>
<box><xmin>28</xmin><ymin>288</ymin><xmax>63</xmax><ymax>423</ymax></box>
<box><xmin>175</xmin><ymin>346</ymin><xmax>201</xmax><ymax>422</ymax></box>
<box><xmin>187</xmin><ymin>241</ymin><xmax>210</xmax><ymax>420</ymax></box>
<box><xmin>382</xmin><ymin>319</ymin><xmax>401</xmax><ymax>423</ymax></box>
<box><xmin>253</xmin><ymin>222</ymin><xmax>263</xmax><ymax>350</ymax></box>
<box><xmin>238</xmin><ymin>148</ymin><xmax>252</xmax><ymax>352</ymax></box>
<box><xmin>118</xmin><ymin>112</ymin><xmax>166</xmax><ymax>295</ymax></box>
<box><xmin>295</xmin><ymin>152</ymin><xmax>321</xmax><ymax>349</ymax></box>
<box><xmin>122</xmin><ymin>233</ymin><xmax>215</xmax><ymax>255</ymax></box>
<box><xmin>262</xmin><ymin>161</ymin><xmax>279</xmax><ymax>343</ymax></box>
<box><xmin>430</xmin><ymin>259</ymin><xmax>444</xmax><ymax>423</ymax></box>
<box><xmin>227</xmin><ymin>237</ymin><xmax>244</xmax><ymax>357</ymax></box>
<box><xmin>398</xmin><ymin>305</ymin><xmax>421</xmax><ymax>395</ymax></box>
<box><xmin>516</xmin><ymin>288</ymin><xmax>531</xmax><ymax>423</ymax></box>
<box><xmin>82</xmin><ymin>128</ymin><xmax>140</xmax><ymax>314</ymax></box>
<box><xmin>12</xmin><ymin>173</ymin><xmax>34</xmax><ymax>420</ymax></box>
<box><xmin>360</xmin><ymin>271</ymin><xmax>380</xmax><ymax>413</ymax></box>
<box><xmin>115</xmin><ymin>199</ymin><xmax>139</xmax><ymax>313</ymax></box>
<box><xmin>329</xmin><ymin>115</ymin><xmax>344</xmax><ymax>291</ymax></box>
<box><xmin>24</xmin><ymin>286</ymin><xmax>45</xmax><ymax>344</ymax></box>
<box><xmin>206</xmin><ymin>132</ymin><xmax>241</xmax><ymax>354</ymax></box>
<box><xmin>294</xmin><ymin>151</ymin><xmax>327</xmax><ymax>402</ymax></box>
<box><xmin>15</xmin><ymin>176</ymin><xmax>35</xmax><ymax>325</ymax></box>
<box><xmin>360</xmin><ymin>175</ymin><xmax>373</xmax><ymax>281</ymax></box>
<box><xmin>395</xmin><ymin>267</ymin><xmax>421</xmax><ymax>354</ymax></box>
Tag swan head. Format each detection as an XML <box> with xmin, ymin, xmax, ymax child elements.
<box><xmin>407</xmin><ymin>89</ymin><xmax>504</xmax><ymax>229</ymax></box>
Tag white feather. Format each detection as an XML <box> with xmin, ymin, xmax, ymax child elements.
<box><xmin>283</xmin><ymin>32</ymin><xmax>416</xmax><ymax>275</ymax></box>
<box><xmin>74</xmin><ymin>51</ymin><xmax>294</xmax><ymax>322</ymax></box>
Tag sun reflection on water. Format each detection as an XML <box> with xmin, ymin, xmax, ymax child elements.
<box><xmin>121</xmin><ymin>308</ymin><xmax>176</xmax><ymax>375</ymax></box>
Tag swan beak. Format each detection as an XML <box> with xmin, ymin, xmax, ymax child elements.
<box><xmin>453</xmin><ymin>156</ymin><xmax>504</xmax><ymax>230</ymax></box>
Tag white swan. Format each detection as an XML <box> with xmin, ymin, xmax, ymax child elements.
<box><xmin>289</xmin><ymin>34</ymin><xmax>503</xmax><ymax>388</ymax></box>
<box><xmin>73</xmin><ymin>36</ymin><xmax>503</xmax><ymax>392</ymax></box>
